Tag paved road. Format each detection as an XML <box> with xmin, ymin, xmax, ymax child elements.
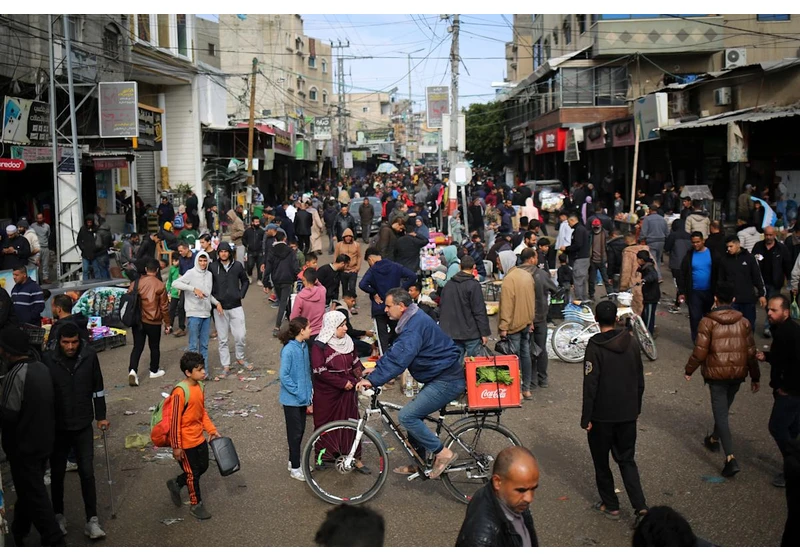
<box><xmin>4</xmin><ymin>248</ymin><xmax>788</xmax><ymax>546</ymax></box>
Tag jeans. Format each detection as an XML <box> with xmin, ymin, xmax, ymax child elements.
<box><xmin>455</xmin><ymin>338</ymin><xmax>484</xmax><ymax>361</ymax></box>
<box><xmin>327</xmin><ymin>229</ymin><xmax>336</xmax><ymax>254</ymax></box>
<box><xmin>397</xmin><ymin>369</ymin><xmax>466</xmax><ymax>455</ymax></box>
<box><xmin>50</xmin><ymin>424</ymin><xmax>97</xmax><ymax>520</ymax></box>
<box><xmin>129</xmin><ymin>322</ymin><xmax>162</xmax><ymax>373</ymax></box>
<box><xmin>642</xmin><ymin>302</ymin><xmax>657</xmax><ymax>334</ymax></box>
<box><xmin>573</xmin><ymin>258</ymin><xmax>590</xmax><ymax>301</ymax></box>
<box><xmin>40</xmin><ymin>248</ymin><xmax>51</xmax><ymax>282</ymax></box>
<box><xmin>708</xmin><ymin>380</ymin><xmax>741</xmax><ymax>457</ymax></box>
<box><xmin>531</xmin><ymin>321</ymin><xmax>548</xmax><ymax>387</ymax></box>
<box><xmin>217</xmin><ymin>306</ymin><xmax>247</xmax><ymax>368</ymax></box>
<box><xmin>339</xmin><ymin>272</ymin><xmax>358</xmax><ymax>300</ymax></box>
<box><xmin>769</xmin><ymin>391</ymin><xmax>800</xmax><ymax>458</ymax></box>
<box><xmin>246</xmin><ymin>251</ymin><xmax>262</xmax><ymax>282</ymax></box>
<box><xmin>95</xmin><ymin>253</ymin><xmax>111</xmax><ymax>279</ymax></box>
<box><xmin>588</xmin><ymin>260</ymin><xmax>610</xmax><ymax>298</ymax></box>
<box><xmin>187</xmin><ymin>316</ymin><xmax>211</xmax><ymax>373</ymax></box>
<box><xmin>648</xmin><ymin>241</ymin><xmax>665</xmax><ymax>281</ymax></box>
<box><xmin>177</xmin><ymin>442</ymin><xmax>209</xmax><ymax>506</ymax></box>
<box><xmin>732</xmin><ymin>302</ymin><xmax>756</xmax><ymax>334</ymax></box>
<box><xmin>283</xmin><ymin>405</ymin><xmax>307</xmax><ymax>469</ymax></box>
<box><xmin>361</xmin><ymin>222</ymin><xmax>371</xmax><ymax>244</ymax></box>
<box><xmin>587</xmin><ymin>421</ymin><xmax>648</xmax><ymax>513</ymax></box>
<box><xmin>507</xmin><ymin>327</ymin><xmax>533</xmax><ymax>392</ymax></box>
<box><xmin>688</xmin><ymin>290</ymin><xmax>714</xmax><ymax>342</ymax></box>
<box><xmin>81</xmin><ymin>257</ymin><xmax>100</xmax><ymax>280</ymax></box>
<box><xmin>274</xmin><ymin>283</ymin><xmax>293</xmax><ymax>329</ymax></box>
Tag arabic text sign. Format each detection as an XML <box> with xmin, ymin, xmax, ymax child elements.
<box><xmin>426</xmin><ymin>86</ymin><xmax>450</xmax><ymax>129</ymax></box>
<box><xmin>2</xmin><ymin>96</ymin><xmax>51</xmax><ymax>145</ymax></box>
<box><xmin>99</xmin><ymin>82</ymin><xmax>139</xmax><ymax>138</ymax></box>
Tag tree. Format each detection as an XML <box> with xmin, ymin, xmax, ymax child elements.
<box><xmin>465</xmin><ymin>101</ymin><xmax>505</xmax><ymax>172</ymax></box>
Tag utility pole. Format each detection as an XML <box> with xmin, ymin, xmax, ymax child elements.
<box><xmin>407</xmin><ymin>53</ymin><xmax>413</xmax><ymax>164</ymax></box>
<box><xmin>334</xmin><ymin>40</ymin><xmax>349</xmax><ymax>178</ymax></box>
<box><xmin>246</xmin><ymin>58</ymin><xmax>258</xmax><ymax>187</ymax></box>
<box><xmin>448</xmin><ymin>14</ymin><xmax>468</xmax><ymax>235</ymax></box>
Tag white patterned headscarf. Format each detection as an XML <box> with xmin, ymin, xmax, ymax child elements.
<box><xmin>317</xmin><ymin>311</ymin><xmax>353</xmax><ymax>355</ymax></box>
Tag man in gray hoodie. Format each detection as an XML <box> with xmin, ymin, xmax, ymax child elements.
<box><xmin>172</xmin><ymin>251</ymin><xmax>218</xmax><ymax>373</ymax></box>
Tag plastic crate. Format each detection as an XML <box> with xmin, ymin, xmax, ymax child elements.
<box><xmin>89</xmin><ymin>338</ymin><xmax>107</xmax><ymax>352</ymax></box>
<box><xmin>106</xmin><ymin>333</ymin><xmax>127</xmax><ymax>349</ymax></box>
<box><xmin>464</xmin><ymin>355</ymin><xmax>521</xmax><ymax>410</ymax></box>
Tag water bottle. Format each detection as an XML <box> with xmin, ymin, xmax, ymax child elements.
<box><xmin>404</xmin><ymin>378</ymin><xmax>414</xmax><ymax>398</ymax></box>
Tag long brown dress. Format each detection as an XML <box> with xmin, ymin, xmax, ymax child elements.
<box><xmin>311</xmin><ymin>341</ymin><xmax>364</xmax><ymax>462</ymax></box>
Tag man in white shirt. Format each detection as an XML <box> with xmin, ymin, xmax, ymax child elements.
<box><xmin>31</xmin><ymin>214</ymin><xmax>51</xmax><ymax>282</ymax></box>
<box><xmin>556</xmin><ymin>210</ymin><xmax>573</xmax><ymax>253</ymax></box>
<box><xmin>514</xmin><ymin>231</ymin><xmax>537</xmax><ymax>256</ymax></box>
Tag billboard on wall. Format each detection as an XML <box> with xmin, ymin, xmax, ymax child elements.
<box><xmin>314</xmin><ymin>116</ymin><xmax>332</xmax><ymax>141</ymax></box>
<box><xmin>99</xmin><ymin>82</ymin><xmax>139</xmax><ymax>138</ymax></box>
<box><xmin>2</xmin><ymin>96</ymin><xmax>51</xmax><ymax>145</ymax></box>
<box><xmin>426</xmin><ymin>86</ymin><xmax>450</xmax><ymax>129</ymax></box>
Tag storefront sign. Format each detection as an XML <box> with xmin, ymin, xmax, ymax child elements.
<box><xmin>2</xmin><ymin>96</ymin><xmax>51</xmax><ymax>145</ymax></box>
<box><xmin>10</xmin><ymin>145</ymin><xmax>71</xmax><ymax>164</ymax></box>
<box><xmin>534</xmin><ymin>128</ymin><xmax>567</xmax><ymax>154</ymax></box>
<box><xmin>134</xmin><ymin>105</ymin><xmax>162</xmax><ymax>151</ymax></box>
<box><xmin>343</xmin><ymin>152</ymin><xmax>353</xmax><ymax>169</ymax></box>
<box><xmin>99</xmin><ymin>82</ymin><xmax>139</xmax><ymax>138</ymax></box>
<box><xmin>0</xmin><ymin>158</ymin><xmax>26</xmax><ymax>171</ymax></box>
<box><xmin>633</xmin><ymin>93</ymin><xmax>668</xmax><ymax>142</ymax></box>
<box><xmin>611</xmin><ymin>120</ymin><xmax>635</xmax><ymax>147</ymax></box>
<box><xmin>426</xmin><ymin>86</ymin><xmax>450</xmax><ymax>129</ymax></box>
<box><xmin>313</xmin><ymin>116</ymin><xmax>332</xmax><ymax>141</ymax></box>
<box><xmin>93</xmin><ymin>158</ymin><xmax>127</xmax><ymax>170</ymax></box>
<box><xmin>564</xmin><ymin>129</ymin><xmax>580</xmax><ymax>162</ymax></box>
<box><xmin>273</xmin><ymin>127</ymin><xmax>293</xmax><ymax>156</ymax></box>
<box><xmin>584</xmin><ymin>125</ymin><xmax>607</xmax><ymax>151</ymax></box>
<box><xmin>352</xmin><ymin>150</ymin><xmax>368</xmax><ymax>162</ymax></box>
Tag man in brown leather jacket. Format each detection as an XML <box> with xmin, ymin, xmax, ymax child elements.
<box><xmin>127</xmin><ymin>258</ymin><xmax>170</xmax><ymax>387</ymax></box>
<box><xmin>684</xmin><ymin>281</ymin><xmax>760</xmax><ymax>478</ymax></box>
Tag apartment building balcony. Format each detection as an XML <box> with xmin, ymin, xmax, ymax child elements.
<box><xmin>591</xmin><ymin>15</ymin><xmax>724</xmax><ymax>56</ymax></box>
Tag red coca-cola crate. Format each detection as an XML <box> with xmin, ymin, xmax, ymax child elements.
<box><xmin>464</xmin><ymin>355</ymin><xmax>521</xmax><ymax>410</ymax></box>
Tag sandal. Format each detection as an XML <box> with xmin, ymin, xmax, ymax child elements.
<box><xmin>392</xmin><ymin>465</ymin><xmax>419</xmax><ymax>475</ymax></box>
<box><xmin>354</xmin><ymin>462</ymin><xmax>372</xmax><ymax>475</ymax></box>
<box><xmin>632</xmin><ymin>509</ymin><xmax>648</xmax><ymax>529</ymax></box>
<box><xmin>236</xmin><ymin>360</ymin><xmax>254</xmax><ymax>371</ymax></box>
<box><xmin>592</xmin><ymin>501</ymin><xmax>620</xmax><ymax>520</ymax></box>
<box><xmin>430</xmin><ymin>451</ymin><xmax>458</xmax><ymax>479</ymax></box>
<box><xmin>272</xmin><ymin>327</ymin><xmax>280</xmax><ymax>338</ymax></box>
<box><xmin>214</xmin><ymin>367</ymin><xmax>231</xmax><ymax>381</ymax></box>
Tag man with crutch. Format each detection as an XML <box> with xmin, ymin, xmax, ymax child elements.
<box><xmin>43</xmin><ymin>322</ymin><xmax>109</xmax><ymax>540</ymax></box>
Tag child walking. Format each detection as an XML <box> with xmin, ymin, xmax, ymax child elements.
<box><xmin>167</xmin><ymin>352</ymin><xmax>220</xmax><ymax>519</ymax></box>
<box><xmin>278</xmin><ymin>317</ymin><xmax>313</xmax><ymax>482</ymax></box>
<box><xmin>166</xmin><ymin>253</ymin><xmax>181</xmax><ymax>334</ymax></box>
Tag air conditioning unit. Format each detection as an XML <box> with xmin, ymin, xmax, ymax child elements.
<box><xmin>714</xmin><ymin>87</ymin><xmax>732</xmax><ymax>106</ymax></box>
<box><xmin>724</xmin><ymin>48</ymin><xmax>747</xmax><ymax>70</ymax></box>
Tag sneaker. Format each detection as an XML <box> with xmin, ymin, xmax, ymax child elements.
<box><xmin>174</xmin><ymin>329</ymin><xmax>187</xmax><ymax>338</ymax></box>
<box><xmin>150</xmin><ymin>369</ymin><xmax>166</xmax><ymax>379</ymax></box>
<box><xmin>773</xmin><ymin>472</ymin><xmax>786</xmax><ymax>488</ymax></box>
<box><xmin>190</xmin><ymin>502</ymin><xmax>212</xmax><ymax>520</ymax></box>
<box><xmin>668</xmin><ymin>305</ymin><xmax>681</xmax><ymax>314</ymax></box>
<box><xmin>65</xmin><ymin>460</ymin><xmax>78</xmax><ymax>472</ymax></box>
<box><xmin>55</xmin><ymin>513</ymin><xmax>68</xmax><ymax>536</ymax></box>
<box><xmin>703</xmin><ymin>435</ymin><xmax>720</xmax><ymax>453</ymax></box>
<box><xmin>538</xmin><ymin>381</ymin><xmax>549</xmax><ymax>389</ymax></box>
<box><xmin>290</xmin><ymin>468</ymin><xmax>305</xmax><ymax>481</ymax></box>
<box><xmin>721</xmin><ymin>458</ymin><xmax>740</xmax><ymax>478</ymax></box>
<box><xmin>167</xmin><ymin>478</ymin><xmax>182</xmax><ymax>507</ymax></box>
<box><xmin>84</xmin><ymin>516</ymin><xmax>106</xmax><ymax>539</ymax></box>
<box><xmin>128</xmin><ymin>369</ymin><xmax>139</xmax><ymax>387</ymax></box>
<box><xmin>270</xmin><ymin>302</ymin><xmax>279</xmax><ymax>309</ymax></box>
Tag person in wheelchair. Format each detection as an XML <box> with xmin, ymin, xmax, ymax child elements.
<box><xmin>356</xmin><ymin>288</ymin><xmax>465</xmax><ymax>479</ymax></box>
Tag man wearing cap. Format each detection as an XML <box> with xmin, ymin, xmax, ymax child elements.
<box><xmin>639</xmin><ymin>206</ymin><xmax>669</xmax><ymax>281</ymax></box>
<box><xmin>16</xmin><ymin>219</ymin><xmax>41</xmax><ymax>269</ymax></box>
<box><xmin>2</xmin><ymin>224</ymin><xmax>31</xmax><ymax>270</ymax></box>
<box><xmin>0</xmin><ymin>326</ymin><xmax>64</xmax><ymax>546</ymax></box>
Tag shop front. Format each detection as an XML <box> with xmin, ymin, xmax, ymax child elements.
<box><xmin>533</xmin><ymin>127</ymin><xmax>568</xmax><ymax>183</ymax></box>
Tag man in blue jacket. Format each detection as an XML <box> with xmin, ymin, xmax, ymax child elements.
<box><xmin>357</xmin><ymin>288</ymin><xmax>465</xmax><ymax>479</ymax></box>
<box><xmin>358</xmin><ymin>248</ymin><xmax>416</xmax><ymax>355</ymax></box>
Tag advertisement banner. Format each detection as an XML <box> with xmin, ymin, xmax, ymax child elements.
<box><xmin>99</xmin><ymin>82</ymin><xmax>139</xmax><ymax>138</ymax></box>
<box><xmin>425</xmin><ymin>86</ymin><xmax>450</xmax><ymax>129</ymax></box>
<box><xmin>611</xmin><ymin>119</ymin><xmax>635</xmax><ymax>147</ymax></box>
<box><xmin>135</xmin><ymin>105</ymin><xmax>162</xmax><ymax>151</ymax></box>
<box><xmin>584</xmin><ymin>124</ymin><xmax>606</xmax><ymax>151</ymax></box>
<box><xmin>343</xmin><ymin>152</ymin><xmax>353</xmax><ymax>169</ymax></box>
<box><xmin>564</xmin><ymin>129</ymin><xmax>580</xmax><ymax>162</ymax></box>
<box><xmin>314</xmin><ymin>116</ymin><xmax>332</xmax><ymax>141</ymax></box>
<box><xmin>2</xmin><ymin>96</ymin><xmax>51</xmax><ymax>145</ymax></box>
<box><xmin>534</xmin><ymin>128</ymin><xmax>567</xmax><ymax>154</ymax></box>
<box><xmin>633</xmin><ymin>92</ymin><xmax>668</xmax><ymax>142</ymax></box>
<box><xmin>273</xmin><ymin>127</ymin><xmax>294</xmax><ymax>156</ymax></box>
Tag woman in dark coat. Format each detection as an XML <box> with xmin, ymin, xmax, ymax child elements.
<box><xmin>310</xmin><ymin>310</ymin><xmax>370</xmax><ymax>473</ymax></box>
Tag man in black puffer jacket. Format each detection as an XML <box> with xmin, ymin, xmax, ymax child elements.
<box><xmin>439</xmin><ymin>256</ymin><xmax>491</xmax><ymax>358</ymax></box>
<box><xmin>456</xmin><ymin>447</ymin><xmax>539</xmax><ymax>547</ymax></box>
<box><xmin>43</xmin><ymin>322</ymin><xmax>108</xmax><ymax>539</ymax></box>
<box><xmin>263</xmin><ymin>231</ymin><xmax>300</xmax><ymax>334</ymax></box>
<box><xmin>208</xmin><ymin>242</ymin><xmax>251</xmax><ymax>373</ymax></box>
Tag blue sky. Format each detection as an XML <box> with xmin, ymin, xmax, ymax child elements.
<box><xmin>199</xmin><ymin>14</ymin><xmax>510</xmax><ymax>109</ymax></box>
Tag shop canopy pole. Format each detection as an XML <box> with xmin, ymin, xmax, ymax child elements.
<box><xmin>48</xmin><ymin>16</ymin><xmax>61</xmax><ymax>278</ymax></box>
<box><xmin>630</xmin><ymin>124</ymin><xmax>641</xmax><ymax>215</ymax></box>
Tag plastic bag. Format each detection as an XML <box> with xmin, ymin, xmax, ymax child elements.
<box><xmin>494</xmin><ymin>337</ymin><xmax>518</xmax><ymax>356</ymax></box>
<box><xmin>791</xmin><ymin>299</ymin><xmax>800</xmax><ymax>321</ymax></box>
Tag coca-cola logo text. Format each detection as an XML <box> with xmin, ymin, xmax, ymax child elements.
<box><xmin>480</xmin><ymin>388</ymin><xmax>508</xmax><ymax>399</ymax></box>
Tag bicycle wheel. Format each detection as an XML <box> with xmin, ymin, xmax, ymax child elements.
<box><xmin>551</xmin><ymin>321</ymin><xmax>599</xmax><ymax>363</ymax></box>
<box><xmin>441</xmin><ymin>419</ymin><xmax>522</xmax><ymax>504</ymax></box>
<box><xmin>301</xmin><ymin>420</ymin><xmax>389</xmax><ymax>505</ymax></box>
<box><xmin>632</xmin><ymin>315</ymin><xmax>658</xmax><ymax>361</ymax></box>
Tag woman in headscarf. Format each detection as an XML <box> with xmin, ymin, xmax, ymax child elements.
<box><xmin>448</xmin><ymin>209</ymin><xmax>464</xmax><ymax>246</ymax></box>
<box><xmin>310</xmin><ymin>311</ymin><xmax>370</xmax><ymax>474</ymax></box>
<box><xmin>414</xmin><ymin>216</ymin><xmax>430</xmax><ymax>241</ymax></box>
<box><xmin>309</xmin><ymin>203</ymin><xmax>326</xmax><ymax>255</ymax></box>
<box><xmin>581</xmin><ymin>195</ymin><xmax>593</xmax><ymax>225</ymax></box>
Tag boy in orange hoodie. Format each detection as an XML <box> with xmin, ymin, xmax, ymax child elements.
<box><xmin>167</xmin><ymin>351</ymin><xmax>220</xmax><ymax>520</ymax></box>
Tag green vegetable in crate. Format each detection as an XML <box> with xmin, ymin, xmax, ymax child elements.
<box><xmin>475</xmin><ymin>366</ymin><xmax>513</xmax><ymax>387</ymax></box>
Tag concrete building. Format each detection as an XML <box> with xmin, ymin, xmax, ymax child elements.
<box><xmin>196</xmin><ymin>17</ymin><xmax>221</xmax><ymax>69</ymax></box>
<box><xmin>504</xmin><ymin>14</ymin><xmax>535</xmax><ymax>85</ymax></box>
<box><xmin>334</xmin><ymin>91</ymin><xmax>395</xmax><ymax>145</ymax></box>
<box><xmin>218</xmin><ymin>14</ymin><xmax>333</xmax><ymax>121</ymax></box>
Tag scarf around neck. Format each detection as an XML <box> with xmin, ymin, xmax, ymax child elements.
<box><xmin>395</xmin><ymin>303</ymin><xmax>420</xmax><ymax>334</ymax></box>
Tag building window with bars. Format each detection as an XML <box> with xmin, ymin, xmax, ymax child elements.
<box><xmin>563</xmin><ymin>17</ymin><xmax>572</xmax><ymax>45</ymax></box>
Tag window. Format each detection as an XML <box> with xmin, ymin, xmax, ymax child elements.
<box><xmin>296</xmin><ymin>76</ymin><xmax>304</xmax><ymax>91</ymax></box>
<box><xmin>176</xmin><ymin>14</ymin><xmax>188</xmax><ymax>56</ymax></box>
<box><xmin>137</xmin><ymin>14</ymin><xmax>152</xmax><ymax>43</ymax></box>
<box><xmin>285</xmin><ymin>33</ymin><xmax>291</xmax><ymax>49</ymax></box>
<box><xmin>533</xmin><ymin>39</ymin><xmax>542</xmax><ymax>68</ymax></box>
<box><xmin>208</xmin><ymin>43</ymin><xmax>216</xmax><ymax>56</ymax></box>
<box><xmin>322</xmin><ymin>90</ymin><xmax>328</xmax><ymax>104</ymax></box>
<box><xmin>65</xmin><ymin>15</ymin><xmax>81</xmax><ymax>42</ymax></box>
<box><xmin>103</xmin><ymin>25</ymin><xmax>120</xmax><ymax>59</ymax></box>
<box><xmin>543</xmin><ymin>38</ymin><xmax>551</xmax><ymax>61</ymax></box>
<box><xmin>594</xmin><ymin>67</ymin><xmax>628</xmax><ymax>106</ymax></box>
<box><xmin>561</xmin><ymin>68</ymin><xmax>592</xmax><ymax>106</ymax></box>
<box><xmin>308</xmin><ymin>56</ymin><xmax>316</xmax><ymax>68</ymax></box>
<box><xmin>362</xmin><ymin>106</ymin><xmax>369</xmax><ymax>113</ymax></box>
<box><xmin>309</xmin><ymin>88</ymin><xmax>318</xmax><ymax>101</ymax></box>
<box><xmin>577</xmin><ymin>14</ymin><xmax>587</xmax><ymax>35</ymax></box>
<box><xmin>563</xmin><ymin>17</ymin><xmax>572</xmax><ymax>45</ymax></box>
<box><xmin>322</xmin><ymin>59</ymin><xmax>328</xmax><ymax>73</ymax></box>
<box><xmin>158</xmin><ymin>14</ymin><xmax>170</xmax><ymax>48</ymax></box>
<box><xmin>553</xmin><ymin>28</ymin><xmax>559</xmax><ymax>45</ymax></box>
<box><xmin>757</xmin><ymin>14</ymin><xmax>790</xmax><ymax>21</ymax></box>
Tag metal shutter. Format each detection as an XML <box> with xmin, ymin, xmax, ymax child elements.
<box><xmin>136</xmin><ymin>151</ymin><xmax>157</xmax><ymax>205</ymax></box>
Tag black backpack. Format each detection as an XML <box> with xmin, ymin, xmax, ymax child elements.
<box><xmin>119</xmin><ymin>278</ymin><xmax>140</xmax><ymax>327</ymax></box>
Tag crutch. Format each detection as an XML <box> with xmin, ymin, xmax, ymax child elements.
<box><xmin>101</xmin><ymin>427</ymin><xmax>116</xmax><ymax>519</ymax></box>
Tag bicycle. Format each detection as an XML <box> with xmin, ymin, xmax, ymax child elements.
<box><xmin>550</xmin><ymin>290</ymin><xmax>657</xmax><ymax>363</ymax></box>
<box><xmin>301</xmin><ymin>386</ymin><xmax>522</xmax><ymax>505</ymax></box>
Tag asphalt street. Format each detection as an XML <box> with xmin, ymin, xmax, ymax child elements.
<box><xmin>2</xmin><ymin>248</ymin><xmax>788</xmax><ymax>547</ymax></box>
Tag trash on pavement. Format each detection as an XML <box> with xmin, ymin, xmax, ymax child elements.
<box><xmin>266</xmin><ymin>369</ymin><xmax>277</xmax><ymax>375</ymax></box>
<box><xmin>160</xmin><ymin>518</ymin><xmax>184</xmax><ymax>526</ymax></box>
<box><xmin>124</xmin><ymin>410</ymin><xmax>137</xmax><ymax>415</ymax></box>
<box><xmin>242</xmin><ymin>385</ymin><xmax>262</xmax><ymax>393</ymax></box>
<box><xmin>125</xmin><ymin>434</ymin><xmax>149</xmax><ymax>449</ymax></box>
<box><xmin>701</xmin><ymin>475</ymin><xmax>726</xmax><ymax>483</ymax></box>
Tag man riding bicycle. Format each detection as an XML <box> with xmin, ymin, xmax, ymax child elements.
<box><xmin>356</xmin><ymin>288</ymin><xmax>465</xmax><ymax>478</ymax></box>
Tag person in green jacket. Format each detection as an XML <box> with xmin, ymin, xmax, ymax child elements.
<box><xmin>178</xmin><ymin>221</ymin><xmax>199</xmax><ymax>247</ymax></box>
<box><xmin>166</xmin><ymin>253</ymin><xmax>182</xmax><ymax>334</ymax></box>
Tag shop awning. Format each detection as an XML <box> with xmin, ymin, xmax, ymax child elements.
<box><xmin>660</xmin><ymin>105</ymin><xmax>800</xmax><ymax>131</ymax></box>
<box><xmin>499</xmin><ymin>46</ymin><xmax>592</xmax><ymax>103</ymax></box>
